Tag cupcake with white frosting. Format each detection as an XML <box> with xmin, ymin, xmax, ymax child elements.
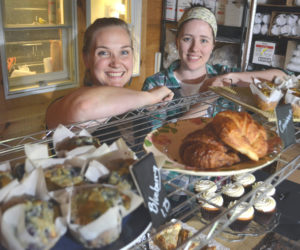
<box><xmin>254</xmin><ymin>195</ymin><xmax>276</xmax><ymax>224</ymax></box>
<box><xmin>194</xmin><ymin>180</ymin><xmax>217</xmax><ymax>193</ymax></box>
<box><xmin>228</xmin><ymin>201</ymin><xmax>254</xmax><ymax>231</ymax></box>
<box><xmin>222</xmin><ymin>183</ymin><xmax>245</xmax><ymax>207</ymax></box>
<box><xmin>232</xmin><ymin>173</ymin><xmax>256</xmax><ymax>193</ymax></box>
<box><xmin>252</xmin><ymin>181</ymin><xmax>276</xmax><ymax>196</ymax></box>
<box><xmin>198</xmin><ymin>191</ymin><xmax>224</xmax><ymax>221</ymax></box>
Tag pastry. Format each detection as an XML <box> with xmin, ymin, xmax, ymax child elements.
<box><xmin>24</xmin><ymin>200</ymin><xmax>59</xmax><ymax>245</ymax></box>
<box><xmin>231</xmin><ymin>173</ymin><xmax>256</xmax><ymax>193</ymax></box>
<box><xmin>198</xmin><ymin>191</ymin><xmax>224</xmax><ymax>221</ymax></box>
<box><xmin>253</xmin><ymin>195</ymin><xmax>276</xmax><ymax>224</ymax></box>
<box><xmin>285</xmin><ymin>88</ymin><xmax>300</xmax><ymax>116</ymax></box>
<box><xmin>252</xmin><ymin>181</ymin><xmax>276</xmax><ymax>196</ymax></box>
<box><xmin>211</xmin><ymin>110</ymin><xmax>268</xmax><ymax>161</ymax></box>
<box><xmin>228</xmin><ymin>201</ymin><xmax>254</xmax><ymax>232</ymax></box>
<box><xmin>222</xmin><ymin>183</ymin><xmax>245</xmax><ymax>207</ymax></box>
<box><xmin>180</xmin><ymin>126</ymin><xmax>240</xmax><ymax>169</ymax></box>
<box><xmin>70</xmin><ymin>186</ymin><xmax>131</xmax><ymax>225</ymax></box>
<box><xmin>56</xmin><ymin>135</ymin><xmax>101</xmax><ymax>155</ymax></box>
<box><xmin>44</xmin><ymin>164</ymin><xmax>84</xmax><ymax>191</ymax></box>
<box><xmin>153</xmin><ymin>222</ymin><xmax>182</xmax><ymax>250</ymax></box>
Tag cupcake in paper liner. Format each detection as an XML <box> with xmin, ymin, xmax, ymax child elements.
<box><xmin>250</xmin><ymin>78</ymin><xmax>283</xmax><ymax>111</ymax></box>
<box><xmin>53</xmin><ymin>124</ymin><xmax>101</xmax><ymax>158</ymax></box>
<box><xmin>285</xmin><ymin>88</ymin><xmax>300</xmax><ymax>116</ymax></box>
<box><xmin>67</xmin><ymin>183</ymin><xmax>143</xmax><ymax>248</ymax></box>
<box><xmin>1</xmin><ymin>198</ymin><xmax>67</xmax><ymax>250</ymax></box>
<box><xmin>0</xmin><ymin>162</ymin><xmax>19</xmax><ymax>203</ymax></box>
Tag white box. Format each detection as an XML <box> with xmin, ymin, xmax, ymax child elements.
<box><xmin>165</xmin><ymin>0</ymin><xmax>177</xmax><ymax>21</ymax></box>
<box><xmin>252</xmin><ymin>41</ymin><xmax>276</xmax><ymax>66</ymax></box>
<box><xmin>215</xmin><ymin>0</ymin><xmax>226</xmax><ymax>25</ymax></box>
<box><xmin>224</xmin><ymin>0</ymin><xmax>244</xmax><ymax>27</ymax></box>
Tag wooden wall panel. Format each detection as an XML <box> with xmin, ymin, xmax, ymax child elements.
<box><xmin>0</xmin><ymin>0</ymin><xmax>163</xmax><ymax>140</ymax></box>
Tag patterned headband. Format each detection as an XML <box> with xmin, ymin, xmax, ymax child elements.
<box><xmin>177</xmin><ymin>7</ymin><xmax>217</xmax><ymax>38</ymax></box>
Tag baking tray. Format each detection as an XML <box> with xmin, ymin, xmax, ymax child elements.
<box><xmin>209</xmin><ymin>86</ymin><xmax>300</xmax><ymax>122</ymax></box>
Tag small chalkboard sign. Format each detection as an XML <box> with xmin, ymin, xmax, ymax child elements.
<box><xmin>275</xmin><ymin>104</ymin><xmax>296</xmax><ymax>148</ymax></box>
<box><xmin>130</xmin><ymin>153</ymin><xmax>171</xmax><ymax>229</ymax></box>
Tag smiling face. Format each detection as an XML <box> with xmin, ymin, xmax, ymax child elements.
<box><xmin>86</xmin><ymin>25</ymin><xmax>133</xmax><ymax>87</ymax></box>
<box><xmin>177</xmin><ymin>19</ymin><xmax>214</xmax><ymax>73</ymax></box>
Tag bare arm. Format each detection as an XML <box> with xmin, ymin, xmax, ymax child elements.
<box><xmin>46</xmin><ymin>86</ymin><xmax>174</xmax><ymax>129</ymax></box>
<box><xmin>200</xmin><ymin>69</ymin><xmax>288</xmax><ymax>92</ymax></box>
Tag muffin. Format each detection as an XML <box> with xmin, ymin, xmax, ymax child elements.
<box><xmin>198</xmin><ymin>191</ymin><xmax>224</xmax><ymax>221</ymax></box>
<box><xmin>228</xmin><ymin>201</ymin><xmax>254</xmax><ymax>232</ymax></box>
<box><xmin>194</xmin><ymin>180</ymin><xmax>217</xmax><ymax>193</ymax></box>
<box><xmin>253</xmin><ymin>195</ymin><xmax>276</xmax><ymax>224</ymax></box>
<box><xmin>222</xmin><ymin>183</ymin><xmax>245</xmax><ymax>207</ymax></box>
<box><xmin>252</xmin><ymin>181</ymin><xmax>276</xmax><ymax>196</ymax></box>
<box><xmin>232</xmin><ymin>173</ymin><xmax>256</xmax><ymax>193</ymax></box>
<box><xmin>44</xmin><ymin>164</ymin><xmax>84</xmax><ymax>191</ymax></box>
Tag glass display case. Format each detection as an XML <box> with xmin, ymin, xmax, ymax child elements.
<box><xmin>0</xmin><ymin>0</ymin><xmax>79</xmax><ymax>99</ymax></box>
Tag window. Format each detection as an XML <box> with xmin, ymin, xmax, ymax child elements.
<box><xmin>0</xmin><ymin>0</ymin><xmax>79</xmax><ymax>99</ymax></box>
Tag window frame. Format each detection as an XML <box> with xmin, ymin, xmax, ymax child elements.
<box><xmin>0</xmin><ymin>0</ymin><xmax>79</xmax><ymax>99</ymax></box>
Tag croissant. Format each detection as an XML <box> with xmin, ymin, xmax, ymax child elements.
<box><xmin>179</xmin><ymin>126</ymin><xmax>240</xmax><ymax>169</ymax></box>
<box><xmin>211</xmin><ymin>110</ymin><xmax>268</xmax><ymax>161</ymax></box>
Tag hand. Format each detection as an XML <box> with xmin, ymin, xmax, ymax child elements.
<box><xmin>199</xmin><ymin>76</ymin><xmax>232</xmax><ymax>92</ymax></box>
<box><xmin>148</xmin><ymin>86</ymin><xmax>174</xmax><ymax>103</ymax></box>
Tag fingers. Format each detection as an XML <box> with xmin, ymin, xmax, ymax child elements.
<box><xmin>162</xmin><ymin>91</ymin><xmax>174</xmax><ymax>101</ymax></box>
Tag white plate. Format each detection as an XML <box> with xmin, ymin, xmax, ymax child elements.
<box><xmin>143</xmin><ymin>117</ymin><xmax>282</xmax><ymax>176</ymax></box>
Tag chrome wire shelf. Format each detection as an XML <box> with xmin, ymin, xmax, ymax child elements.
<box><xmin>1</xmin><ymin>91</ymin><xmax>300</xmax><ymax>249</ymax></box>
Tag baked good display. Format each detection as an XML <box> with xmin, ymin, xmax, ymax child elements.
<box><xmin>44</xmin><ymin>164</ymin><xmax>84</xmax><ymax>191</ymax></box>
<box><xmin>0</xmin><ymin>171</ymin><xmax>14</xmax><ymax>188</ymax></box>
<box><xmin>231</xmin><ymin>173</ymin><xmax>256</xmax><ymax>193</ymax></box>
<box><xmin>252</xmin><ymin>181</ymin><xmax>276</xmax><ymax>196</ymax></box>
<box><xmin>194</xmin><ymin>180</ymin><xmax>217</xmax><ymax>193</ymax></box>
<box><xmin>222</xmin><ymin>183</ymin><xmax>245</xmax><ymax>207</ymax></box>
<box><xmin>228</xmin><ymin>201</ymin><xmax>254</xmax><ymax>232</ymax></box>
<box><xmin>253</xmin><ymin>195</ymin><xmax>276</xmax><ymax>224</ymax></box>
<box><xmin>198</xmin><ymin>191</ymin><xmax>224</xmax><ymax>221</ymax></box>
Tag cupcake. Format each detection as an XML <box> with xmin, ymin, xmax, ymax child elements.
<box><xmin>232</xmin><ymin>173</ymin><xmax>256</xmax><ymax>193</ymax></box>
<box><xmin>253</xmin><ymin>195</ymin><xmax>277</xmax><ymax>224</ymax></box>
<box><xmin>222</xmin><ymin>183</ymin><xmax>245</xmax><ymax>207</ymax></box>
<box><xmin>228</xmin><ymin>201</ymin><xmax>254</xmax><ymax>232</ymax></box>
<box><xmin>194</xmin><ymin>180</ymin><xmax>217</xmax><ymax>193</ymax></box>
<box><xmin>198</xmin><ymin>191</ymin><xmax>224</xmax><ymax>221</ymax></box>
<box><xmin>252</xmin><ymin>181</ymin><xmax>276</xmax><ymax>196</ymax></box>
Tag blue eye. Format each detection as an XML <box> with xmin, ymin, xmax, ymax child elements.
<box><xmin>121</xmin><ymin>50</ymin><xmax>129</xmax><ymax>56</ymax></box>
<box><xmin>201</xmin><ymin>39</ymin><xmax>208</xmax><ymax>43</ymax></box>
<box><xmin>182</xmin><ymin>37</ymin><xmax>191</xmax><ymax>42</ymax></box>
<box><xmin>97</xmin><ymin>50</ymin><xmax>109</xmax><ymax>57</ymax></box>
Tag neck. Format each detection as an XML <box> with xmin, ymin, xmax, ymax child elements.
<box><xmin>175</xmin><ymin>65</ymin><xmax>207</xmax><ymax>84</ymax></box>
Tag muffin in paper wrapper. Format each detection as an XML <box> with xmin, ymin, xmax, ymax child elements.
<box><xmin>0</xmin><ymin>168</ymin><xmax>68</xmax><ymax>250</ymax></box>
<box><xmin>285</xmin><ymin>89</ymin><xmax>300</xmax><ymax>116</ymax></box>
<box><xmin>52</xmin><ymin>124</ymin><xmax>101</xmax><ymax>158</ymax></box>
<box><xmin>250</xmin><ymin>78</ymin><xmax>284</xmax><ymax>111</ymax></box>
<box><xmin>66</xmin><ymin>183</ymin><xmax>143</xmax><ymax>248</ymax></box>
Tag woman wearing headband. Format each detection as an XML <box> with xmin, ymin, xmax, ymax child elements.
<box><xmin>142</xmin><ymin>5</ymin><xmax>286</xmax><ymax>102</ymax></box>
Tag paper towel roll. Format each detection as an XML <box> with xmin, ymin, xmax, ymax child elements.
<box><xmin>43</xmin><ymin>57</ymin><xmax>53</xmax><ymax>73</ymax></box>
<box><xmin>261</xmin><ymin>24</ymin><xmax>268</xmax><ymax>35</ymax></box>
<box><xmin>255</xmin><ymin>13</ymin><xmax>262</xmax><ymax>24</ymax></box>
<box><xmin>287</xmin><ymin>14</ymin><xmax>298</xmax><ymax>26</ymax></box>
<box><xmin>280</xmin><ymin>25</ymin><xmax>291</xmax><ymax>36</ymax></box>
<box><xmin>271</xmin><ymin>25</ymin><xmax>280</xmax><ymax>36</ymax></box>
<box><xmin>253</xmin><ymin>23</ymin><xmax>261</xmax><ymax>34</ymax></box>
<box><xmin>275</xmin><ymin>14</ymin><xmax>287</xmax><ymax>26</ymax></box>
<box><xmin>262</xmin><ymin>14</ymin><xmax>271</xmax><ymax>24</ymax></box>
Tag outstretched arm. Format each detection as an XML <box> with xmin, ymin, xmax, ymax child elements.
<box><xmin>46</xmin><ymin>86</ymin><xmax>174</xmax><ymax>129</ymax></box>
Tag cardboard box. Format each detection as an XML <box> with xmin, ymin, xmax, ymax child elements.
<box><xmin>176</xmin><ymin>0</ymin><xmax>190</xmax><ymax>22</ymax></box>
